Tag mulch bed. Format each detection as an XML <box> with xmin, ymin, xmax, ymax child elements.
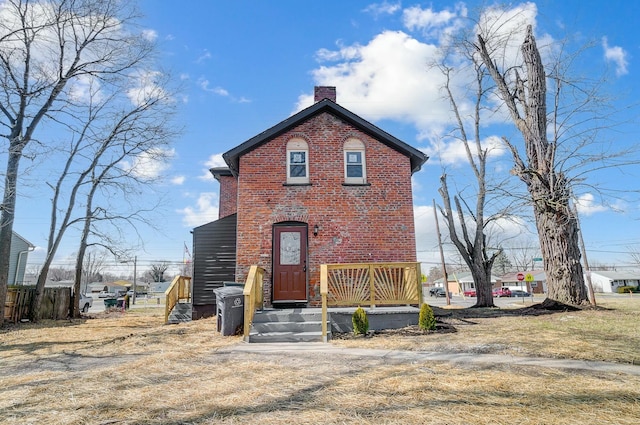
<box><xmin>333</xmin><ymin>300</ymin><xmax>589</xmax><ymax>340</ymax></box>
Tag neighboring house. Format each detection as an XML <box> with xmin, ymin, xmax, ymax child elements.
<box><xmin>587</xmin><ymin>270</ymin><xmax>640</xmax><ymax>293</ymax></box>
<box><xmin>192</xmin><ymin>86</ymin><xmax>427</xmax><ymax>319</ymax></box>
<box><xmin>430</xmin><ymin>273</ymin><xmax>501</xmax><ymax>295</ymax></box>
<box><xmin>500</xmin><ymin>271</ymin><xmax>547</xmax><ymax>294</ymax></box>
<box><xmin>452</xmin><ymin>273</ymin><xmax>501</xmax><ymax>294</ymax></box>
<box><xmin>9</xmin><ymin>232</ymin><xmax>34</xmax><ymax>286</ymax></box>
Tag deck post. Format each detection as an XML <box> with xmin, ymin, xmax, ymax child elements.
<box><xmin>320</xmin><ymin>264</ymin><xmax>328</xmax><ymax>342</ymax></box>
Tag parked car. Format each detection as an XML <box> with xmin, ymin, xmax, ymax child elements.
<box><xmin>492</xmin><ymin>287</ymin><xmax>512</xmax><ymax>297</ymax></box>
<box><xmin>431</xmin><ymin>288</ymin><xmax>450</xmax><ymax>298</ymax></box>
<box><xmin>79</xmin><ymin>293</ymin><xmax>93</xmax><ymax>313</ymax></box>
<box><xmin>98</xmin><ymin>291</ymin><xmax>115</xmax><ymax>298</ymax></box>
<box><xmin>510</xmin><ymin>290</ymin><xmax>531</xmax><ymax>297</ymax></box>
<box><xmin>463</xmin><ymin>289</ymin><xmax>476</xmax><ymax>297</ymax></box>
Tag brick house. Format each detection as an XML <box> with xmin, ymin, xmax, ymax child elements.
<box><xmin>192</xmin><ymin>87</ymin><xmax>427</xmax><ymax>318</ymax></box>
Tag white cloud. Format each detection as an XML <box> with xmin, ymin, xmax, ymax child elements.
<box><xmin>171</xmin><ymin>175</ymin><xmax>185</xmax><ymax>185</ymax></box>
<box><xmin>177</xmin><ymin>192</ymin><xmax>219</xmax><ymax>227</ymax></box>
<box><xmin>0</xmin><ymin>1</ymin><xmax>139</xmax><ymax>90</ymax></box>
<box><xmin>196</xmin><ymin>49</ymin><xmax>212</xmax><ymax>64</ymax></box>
<box><xmin>297</xmin><ymin>2</ymin><xmax>560</xmax><ymax>147</ymax></box>
<box><xmin>402</xmin><ymin>4</ymin><xmax>467</xmax><ymax>41</ymax></box>
<box><xmin>575</xmin><ymin>193</ymin><xmax>608</xmax><ymax>216</ymax></box>
<box><xmin>414</xmin><ymin>203</ymin><xmax>533</xmax><ymax>267</ymax></box>
<box><xmin>197</xmin><ymin>78</ymin><xmax>250</xmax><ymax>103</ymax></box>
<box><xmin>363</xmin><ymin>2</ymin><xmax>401</xmax><ymax>17</ymax></box>
<box><xmin>68</xmin><ymin>74</ymin><xmax>103</xmax><ymax>104</ymax></box>
<box><xmin>122</xmin><ymin>148</ymin><xmax>175</xmax><ymax>180</ymax></box>
<box><xmin>199</xmin><ymin>153</ymin><xmax>228</xmax><ymax>180</ymax></box>
<box><xmin>296</xmin><ymin>30</ymin><xmax>453</xmax><ymax>142</ymax></box>
<box><xmin>602</xmin><ymin>37</ymin><xmax>629</xmax><ymax>77</ymax></box>
<box><xmin>127</xmin><ymin>70</ymin><xmax>170</xmax><ymax>107</ymax></box>
<box><xmin>426</xmin><ymin>135</ymin><xmax>507</xmax><ymax>167</ymax></box>
<box><xmin>142</xmin><ymin>29</ymin><xmax>158</xmax><ymax>42</ymax></box>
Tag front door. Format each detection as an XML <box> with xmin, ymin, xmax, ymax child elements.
<box><xmin>272</xmin><ymin>225</ymin><xmax>307</xmax><ymax>303</ymax></box>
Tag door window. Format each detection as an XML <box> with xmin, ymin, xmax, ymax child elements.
<box><xmin>279</xmin><ymin>231</ymin><xmax>301</xmax><ymax>265</ymax></box>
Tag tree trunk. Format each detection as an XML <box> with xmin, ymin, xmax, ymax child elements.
<box><xmin>531</xmin><ymin>183</ymin><xmax>588</xmax><ymax>305</ymax></box>
<box><xmin>72</xmin><ymin>181</ymin><xmax>96</xmax><ymax>319</ymax></box>
<box><xmin>471</xmin><ymin>260</ymin><xmax>495</xmax><ymax>308</ymax></box>
<box><xmin>0</xmin><ymin>146</ymin><xmax>24</xmax><ymax>324</ymax></box>
<box><xmin>477</xmin><ymin>26</ymin><xmax>589</xmax><ymax>306</ymax></box>
<box><xmin>72</xmin><ymin>241</ymin><xmax>88</xmax><ymax>319</ymax></box>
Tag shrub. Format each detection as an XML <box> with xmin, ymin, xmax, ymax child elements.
<box><xmin>352</xmin><ymin>307</ymin><xmax>369</xmax><ymax>335</ymax></box>
<box><xmin>617</xmin><ymin>286</ymin><xmax>639</xmax><ymax>294</ymax></box>
<box><xmin>418</xmin><ymin>303</ymin><xmax>436</xmax><ymax>331</ymax></box>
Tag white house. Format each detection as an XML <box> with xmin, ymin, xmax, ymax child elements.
<box><xmin>433</xmin><ymin>273</ymin><xmax>501</xmax><ymax>295</ymax></box>
<box><xmin>587</xmin><ymin>271</ymin><xmax>640</xmax><ymax>293</ymax></box>
<box><xmin>500</xmin><ymin>271</ymin><xmax>547</xmax><ymax>294</ymax></box>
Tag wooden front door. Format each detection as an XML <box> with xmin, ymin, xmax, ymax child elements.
<box><xmin>272</xmin><ymin>225</ymin><xmax>307</xmax><ymax>303</ymax></box>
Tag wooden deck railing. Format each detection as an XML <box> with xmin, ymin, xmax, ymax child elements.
<box><xmin>164</xmin><ymin>275</ymin><xmax>192</xmax><ymax>324</ymax></box>
<box><xmin>243</xmin><ymin>265</ymin><xmax>265</xmax><ymax>341</ymax></box>
<box><xmin>320</xmin><ymin>262</ymin><xmax>422</xmax><ymax>341</ymax></box>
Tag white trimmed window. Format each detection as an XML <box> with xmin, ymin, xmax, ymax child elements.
<box><xmin>286</xmin><ymin>139</ymin><xmax>309</xmax><ymax>184</ymax></box>
<box><xmin>343</xmin><ymin>139</ymin><xmax>366</xmax><ymax>184</ymax></box>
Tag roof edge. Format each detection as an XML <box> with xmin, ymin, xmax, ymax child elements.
<box><xmin>223</xmin><ymin>99</ymin><xmax>428</xmax><ymax>174</ymax></box>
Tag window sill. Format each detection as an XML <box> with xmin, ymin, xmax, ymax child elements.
<box><xmin>342</xmin><ymin>182</ymin><xmax>370</xmax><ymax>187</ymax></box>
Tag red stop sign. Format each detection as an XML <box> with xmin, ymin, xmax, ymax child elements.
<box><xmin>517</xmin><ymin>273</ymin><xmax>525</xmax><ymax>281</ymax></box>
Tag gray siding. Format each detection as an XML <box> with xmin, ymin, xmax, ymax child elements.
<box><xmin>192</xmin><ymin>214</ymin><xmax>237</xmax><ymax>317</ymax></box>
<box><xmin>9</xmin><ymin>232</ymin><xmax>33</xmax><ymax>285</ymax></box>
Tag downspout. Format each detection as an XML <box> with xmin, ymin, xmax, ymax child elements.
<box><xmin>14</xmin><ymin>246</ymin><xmax>35</xmax><ymax>285</ymax></box>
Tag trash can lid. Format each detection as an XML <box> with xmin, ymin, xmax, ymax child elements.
<box><xmin>213</xmin><ymin>286</ymin><xmax>244</xmax><ymax>298</ymax></box>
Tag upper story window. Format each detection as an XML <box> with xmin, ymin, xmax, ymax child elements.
<box><xmin>286</xmin><ymin>139</ymin><xmax>309</xmax><ymax>184</ymax></box>
<box><xmin>343</xmin><ymin>138</ymin><xmax>366</xmax><ymax>184</ymax></box>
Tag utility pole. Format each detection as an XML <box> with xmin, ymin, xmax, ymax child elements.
<box><xmin>132</xmin><ymin>256</ymin><xmax>137</xmax><ymax>305</ymax></box>
<box><xmin>572</xmin><ymin>201</ymin><xmax>596</xmax><ymax>306</ymax></box>
<box><xmin>433</xmin><ymin>199</ymin><xmax>450</xmax><ymax>305</ymax></box>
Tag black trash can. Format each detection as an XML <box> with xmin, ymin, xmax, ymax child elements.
<box><xmin>213</xmin><ymin>286</ymin><xmax>244</xmax><ymax>336</ymax></box>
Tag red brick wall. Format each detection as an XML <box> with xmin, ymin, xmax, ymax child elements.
<box><xmin>217</xmin><ymin>175</ymin><xmax>238</xmax><ymax>219</ymax></box>
<box><xmin>235</xmin><ymin>112</ymin><xmax>418</xmax><ymax>305</ymax></box>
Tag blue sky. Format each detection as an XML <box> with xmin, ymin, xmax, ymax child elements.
<box><xmin>15</xmin><ymin>0</ymin><xmax>640</xmax><ymax>276</ymax></box>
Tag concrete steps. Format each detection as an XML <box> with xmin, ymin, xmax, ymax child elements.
<box><xmin>167</xmin><ymin>302</ymin><xmax>192</xmax><ymax>324</ymax></box>
<box><xmin>248</xmin><ymin>309</ymin><xmax>330</xmax><ymax>343</ymax></box>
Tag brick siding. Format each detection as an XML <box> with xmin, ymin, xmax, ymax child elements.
<box><xmin>217</xmin><ymin>175</ymin><xmax>238</xmax><ymax>219</ymax></box>
<box><xmin>233</xmin><ymin>111</ymin><xmax>418</xmax><ymax>306</ymax></box>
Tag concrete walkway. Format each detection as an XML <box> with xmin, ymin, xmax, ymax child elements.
<box><xmin>220</xmin><ymin>342</ymin><xmax>640</xmax><ymax>376</ymax></box>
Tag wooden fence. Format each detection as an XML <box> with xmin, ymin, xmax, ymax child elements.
<box><xmin>320</xmin><ymin>262</ymin><xmax>422</xmax><ymax>342</ymax></box>
<box><xmin>4</xmin><ymin>287</ymin><xmax>72</xmax><ymax>323</ymax></box>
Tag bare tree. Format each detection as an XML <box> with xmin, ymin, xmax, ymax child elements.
<box><xmin>436</xmin><ymin>45</ymin><xmax>512</xmax><ymax>307</ymax></box>
<box><xmin>81</xmin><ymin>250</ymin><xmax>107</xmax><ymax>291</ymax></box>
<box><xmin>0</xmin><ymin>0</ymin><xmax>153</xmax><ymax>322</ymax></box>
<box><xmin>476</xmin><ymin>25</ymin><xmax>591</xmax><ymax>305</ymax></box>
<box><xmin>426</xmin><ymin>266</ymin><xmax>443</xmax><ymax>284</ymax></box>
<box><xmin>47</xmin><ymin>267</ymin><xmax>74</xmax><ymax>282</ymax></box>
<box><xmin>146</xmin><ymin>262</ymin><xmax>169</xmax><ymax>283</ymax></box>
<box><xmin>504</xmin><ymin>237</ymin><xmax>541</xmax><ymax>272</ymax></box>
<box><xmin>67</xmin><ymin>82</ymin><xmax>175</xmax><ymax>318</ymax></box>
<box><xmin>627</xmin><ymin>248</ymin><xmax>640</xmax><ymax>271</ymax></box>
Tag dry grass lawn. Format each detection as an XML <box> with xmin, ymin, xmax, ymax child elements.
<box><xmin>1</xmin><ymin>296</ymin><xmax>639</xmax><ymax>424</ymax></box>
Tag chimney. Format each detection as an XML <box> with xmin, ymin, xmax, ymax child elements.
<box><xmin>314</xmin><ymin>86</ymin><xmax>336</xmax><ymax>103</ymax></box>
